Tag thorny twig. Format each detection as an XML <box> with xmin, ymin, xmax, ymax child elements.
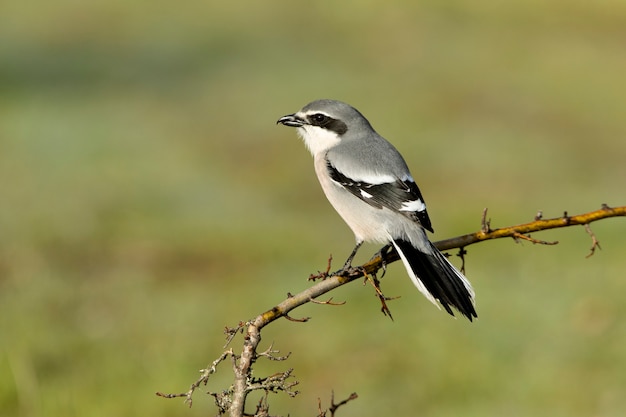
<box><xmin>248</xmin><ymin>368</ymin><xmax>299</xmax><ymax>397</ymax></box>
<box><xmin>481</xmin><ymin>207</ymin><xmax>491</xmax><ymax>233</ymax></box>
<box><xmin>309</xmin><ymin>254</ymin><xmax>334</xmax><ymax>281</ymax></box>
<box><xmin>511</xmin><ymin>232</ymin><xmax>559</xmax><ymax>245</ymax></box>
<box><xmin>257</xmin><ymin>343</ymin><xmax>291</xmax><ymax>361</ymax></box>
<box><xmin>584</xmin><ymin>224</ymin><xmax>602</xmax><ymax>258</ymax></box>
<box><xmin>362</xmin><ymin>268</ymin><xmax>399</xmax><ymax>320</ymax></box>
<box><xmin>456</xmin><ymin>247</ymin><xmax>468</xmax><ymax>275</ymax></box>
<box><xmin>156</xmin><ymin>349</ymin><xmax>235</xmax><ymax>407</ymax></box>
<box><xmin>224</xmin><ymin>322</ymin><xmax>246</xmax><ymax>348</ymax></box>
<box><xmin>309</xmin><ymin>296</ymin><xmax>346</xmax><ymax>306</ymax></box>
<box><xmin>317</xmin><ymin>391</ymin><xmax>359</xmax><ymax>417</ymax></box>
<box><xmin>284</xmin><ymin>313</ymin><xmax>310</xmax><ymax>322</ymax></box>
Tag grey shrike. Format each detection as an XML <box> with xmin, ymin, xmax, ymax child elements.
<box><xmin>277</xmin><ymin>99</ymin><xmax>477</xmax><ymax>321</ymax></box>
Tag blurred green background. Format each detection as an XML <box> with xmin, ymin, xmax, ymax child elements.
<box><xmin>1</xmin><ymin>1</ymin><xmax>625</xmax><ymax>416</ymax></box>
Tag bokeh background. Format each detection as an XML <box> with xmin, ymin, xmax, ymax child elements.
<box><xmin>1</xmin><ymin>1</ymin><xmax>625</xmax><ymax>416</ymax></box>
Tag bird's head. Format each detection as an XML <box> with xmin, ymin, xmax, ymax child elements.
<box><xmin>277</xmin><ymin>99</ymin><xmax>371</xmax><ymax>155</ymax></box>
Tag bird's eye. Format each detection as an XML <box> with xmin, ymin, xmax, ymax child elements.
<box><xmin>310</xmin><ymin>113</ymin><xmax>329</xmax><ymax>125</ymax></box>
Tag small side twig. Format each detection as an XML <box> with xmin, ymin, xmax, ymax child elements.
<box><xmin>257</xmin><ymin>343</ymin><xmax>291</xmax><ymax>361</ymax></box>
<box><xmin>310</xmin><ymin>254</ymin><xmax>334</xmax><ymax>281</ymax></box>
<box><xmin>284</xmin><ymin>313</ymin><xmax>310</xmax><ymax>322</ymax></box>
<box><xmin>362</xmin><ymin>269</ymin><xmax>399</xmax><ymax>320</ymax></box>
<box><xmin>316</xmin><ymin>391</ymin><xmax>359</xmax><ymax>417</ymax></box>
<box><xmin>511</xmin><ymin>232</ymin><xmax>559</xmax><ymax>245</ymax></box>
<box><xmin>309</xmin><ymin>297</ymin><xmax>346</xmax><ymax>306</ymax></box>
<box><xmin>456</xmin><ymin>247</ymin><xmax>468</xmax><ymax>274</ymax></box>
<box><xmin>481</xmin><ymin>207</ymin><xmax>491</xmax><ymax>233</ymax></box>
<box><xmin>224</xmin><ymin>321</ymin><xmax>246</xmax><ymax>348</ymax></box>
<box><xmin>248</xmin><ymin>368</ymin><xmax>299</xmax><ymax>397</ymax></box>
<box><xmin>329</xmin><ymin>391</ymin><xmax>359</xmax><ymax>416</ymax></box>
<box><xmin>584</xmin><ymin>224</ymin><xmax>602</xmax><ymax>258</ymax></box>
<box><xmin>156</xmin><ymin>349</ymin><xmax>235</xmax><ymax>407</ymax></box>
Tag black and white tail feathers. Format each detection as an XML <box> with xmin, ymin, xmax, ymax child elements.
<box><xmin>391</xmin><ymin>239</ymin><xmax>477</xmax><ymax>321</ymax></box>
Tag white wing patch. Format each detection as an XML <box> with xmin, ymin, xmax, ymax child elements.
<box><xmin>360</xmin><ymin>189</ymin><xmax>373</xmax><ymax>199</ymax></box>
<box><xmin>399</xmin><ymin>199</ymin><xmax>426</xmax><ymax>213</ymax></box>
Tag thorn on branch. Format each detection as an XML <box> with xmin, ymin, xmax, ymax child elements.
<box><xmin>309</xmin><ymin>271</ymin><xmax>327</xmax><ymax>281</ymax></box>
<box><xmin>481</xmin><ymin>208</ymin><xmax>491</xmax><ymax>233</ymax></box>
<box><xmin>284</xmin><ymin>313</ymin><xmax>310</xmax><ymax>323</ymax></box>
<box><xmin>248</xmin><ymin>368</ymin><xmax>300</xmax><ymax>397</ymax></box>
<box><xmin>257</xmin><ymin>343</ymin><xmax>291</xmax><ymax>361</ymax></box>
<box><xmin>362</xmin><ymin>270</ymin><xmax>398</xmax><ymax>320</ymax></box>
<box><xmin>155</xmin><ymin>391</ymin><xmax>187</xmax><ymax>399</ymax></box>
<box><xmin>317</xmin><ymin>391</ymin><xmax>359</xmax><ymax>417</ymax></box>
<box><xmin>456</xmin><ymin>247</ymin><xmax>467</xmax><ymax>274</ymax></box>
<box><xmin>309</xmin><ymin>254</ymin><xmax>334</xmax><ymax>281</ymax></box>
<box><xmin>512</xmin><ymin>232</ymin><xmax>559</xmax><ymax>246</ymax></box>
<box><xmin>584</xmin><ymin>224</ymin><xmax>602</xmax><ymax>258</ymax></box>
<box><xmin>209</xmin><ymin>390</ymin><xmax>233</xmax><ymax>415</ymax></box>
<box><xmin>563</xmin><ymin>211</ymin><xmax>571</xmax><ymax>225</ymax></box>
<box><xmin>329</xmin><ymin>391</ymin><xmax>359</xmax><ymax>416</ymax></box>
<box><xmin>253</xmin><ymin>393</ymin><xmax>271</xmax><ymax>417</ymax></box>
<box><xmin>309</xmin><ymin>296</ymin><xmax>346</xmax><ymax>306</ymax></box>
<box><xmin>224</xmin><ymin>321</ymin><xmax>246</xmax><ymax>348</ymax></box>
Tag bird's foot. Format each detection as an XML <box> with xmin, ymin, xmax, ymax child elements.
<box><xmin>369</xmin><ymin>244</ymin><xmax>394</xmax><ymax>279</ymax></box>
<box><xmin>331</xmin><ymin>263</ymin><xmax>364</xmax><ymax>278</ymax></box>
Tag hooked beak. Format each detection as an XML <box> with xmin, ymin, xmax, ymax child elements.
<box><xmin>277</xmin><ymin>113</ymin><xmax>306</xmax><ymax>127</ymax></box>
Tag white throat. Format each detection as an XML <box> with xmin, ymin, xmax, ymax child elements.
<box><xmin>297</xmin><ymin>125</ymin><xmax>341</xmax><ymax>156</ymax></box>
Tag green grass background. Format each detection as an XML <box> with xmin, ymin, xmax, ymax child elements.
<box><xmin>1</xmin><ymin>1</ymin><xmax>626</xmax><ymax>416</ymax></box>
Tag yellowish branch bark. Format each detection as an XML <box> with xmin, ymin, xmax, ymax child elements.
<box><xmin>434</xmin><ymin>204</ymin><xmax>625</xmax><ymax>251</ymax></box>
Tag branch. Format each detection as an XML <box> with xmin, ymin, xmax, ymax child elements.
<box><xmin>434</xmin><ymin>204</ymin><xmax>625</xmax><ymax>251</ymax></box>
<box><xmin>159</xmin><ymin>204</ymin><xmax>625</xmax><ymax>416</ymax></box>
<box><xmin>229</xmin><ymin>272</ymin><xmax>366</xmax><ymax>416</ymax></box>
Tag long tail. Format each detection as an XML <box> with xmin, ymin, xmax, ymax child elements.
<box><xmin>391</xmin><ymin>238</ymin><xmax>477</xmax><ymax>321</ymax></box>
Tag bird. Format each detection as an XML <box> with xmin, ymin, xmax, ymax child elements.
<box><xmin>277</xmin><ymin>99</ymin><xmax>477</xmax><ymax>321</ymax></box>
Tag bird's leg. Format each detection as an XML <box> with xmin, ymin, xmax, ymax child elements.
<box><xmin>340</xmin><ymin>241</ymin><xmax>363</xmax><ymax>272</ymax></box>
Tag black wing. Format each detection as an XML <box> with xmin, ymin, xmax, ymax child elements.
<box><xmin>326</xmin><ymin>160</ymin><xmax>434</xmax><ymax>233</ymax></box>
